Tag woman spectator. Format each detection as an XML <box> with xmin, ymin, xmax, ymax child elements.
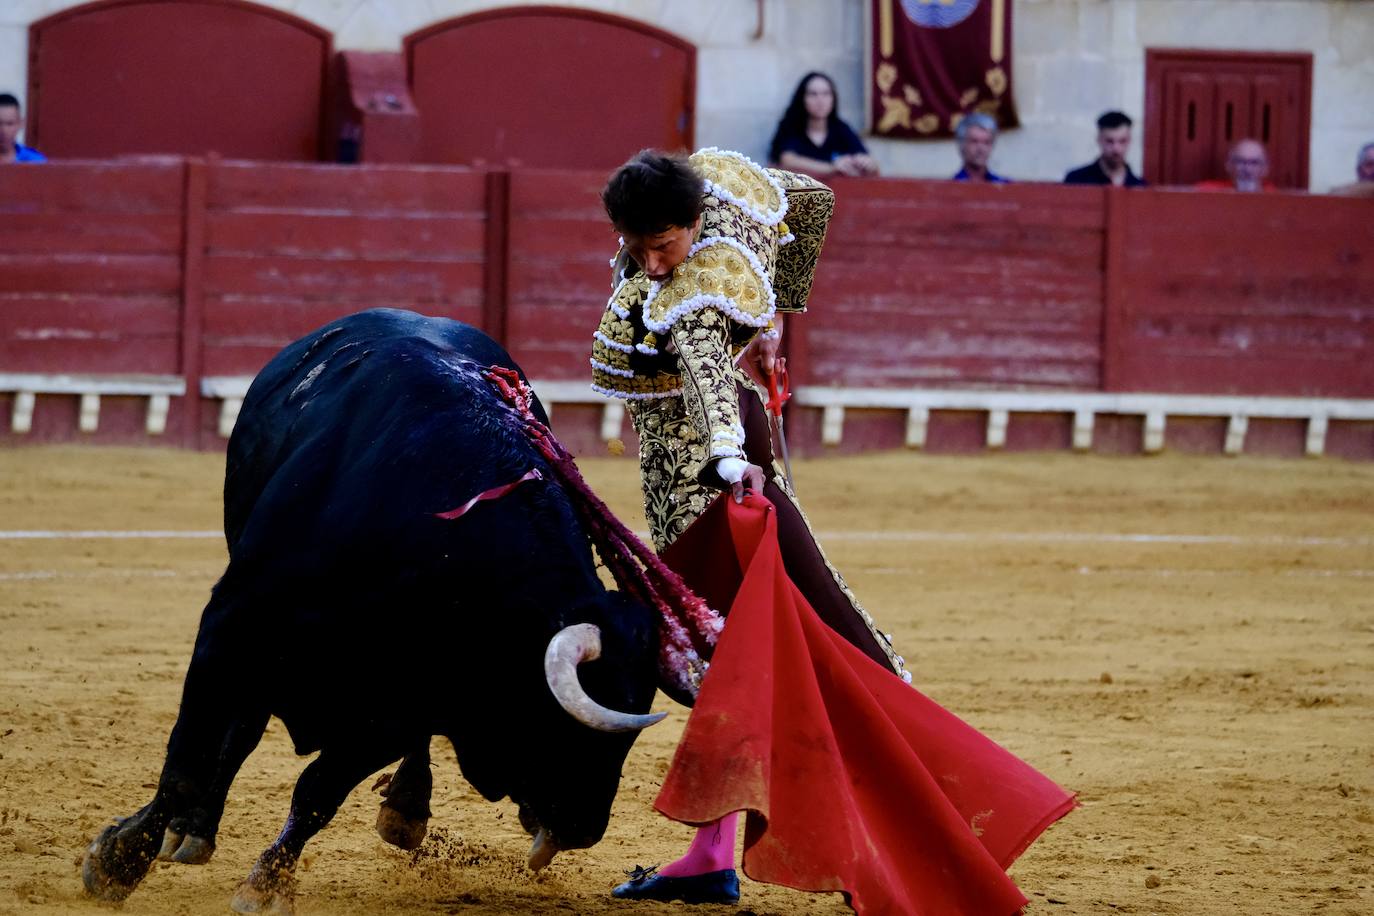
<box><xmin>768</xmin><ymin>72</ymin><xmax>878</xmax><ymax>178</ymax></box>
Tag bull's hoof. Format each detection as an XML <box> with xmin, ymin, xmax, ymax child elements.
<box><xmin>376</xmin><ymin>805</ymin><xmax>428</xmax><ymax>851</ymax></box>
<box><xmin>527</xmin><ymin>827</ymin><xmax>559</xmax><ymax>872</ymax></box>
<box><xmin>156</xmin><ymin>828</ymin><xmax>215</xmax><ymax>864</ymax></box>
<box><xmin>82</xmin><ymin>823</ymin><xmax>152</xmax><ymax>902</ymax></box>
<box><xmin>230</xmin><ymin>873</ymin><xmax>296</xmax><ymax>915</ymax></box>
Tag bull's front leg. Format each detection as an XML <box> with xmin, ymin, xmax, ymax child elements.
<box><xmin>81</xmin><ymin>799</ymin><xmax>173</xmax><ymax>902</ymax></box>
<box><xmin>159</xmin><ymin>710</ymin><xmax>271</xmax><ymax>865</ymax></box>
<box><xmin>233</xmin><ymin>744</ymin><xmax>402</xmax><ymax>915</ymax></box>
<box><xmin>82</xmin><ymin>732</ymin><xmax>231</xmax><ymax>900</ymax></box>
<box><xmin>83</xmin><ymin>616</ymin><xmax>250</xmax><ymax>902</ymax></box>
<box><xmin>376</xmin><ymin>739</ymin><xmax>432</xmax><ymax>850</ymax></box>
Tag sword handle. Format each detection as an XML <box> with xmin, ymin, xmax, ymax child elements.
<box><xmin>765</xmin><ymin>365</ymin><xmax>791</xmax><ymax>417</ymax></box>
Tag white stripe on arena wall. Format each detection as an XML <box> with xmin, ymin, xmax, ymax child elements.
<box><xmin>0</xmin><ymin>530</ymin><xmax>221</xmax><ymax>539</ymax></box>
<box><xmin>0</xmin><ymin>529</ymin><xmax>1368</xmax><ymax>548</ymax></box>
<box><xmin>7</xmin><ymin>565</ymin><xmax>1370</xmax><ymax>584</ymax></box>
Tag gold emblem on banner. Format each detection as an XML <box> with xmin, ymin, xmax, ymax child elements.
<box><xmin>986</xmin><ymin>66</ymin><xmax>1007</xmax><ymax>96</ymax></box>
<box><xmin>876</xmin><ymin>62</ymin><xmax>898</xmax><ymax>94</ymax></box>
<box><xmin>877</xmin><ymin>96</ymin><xmax>912</xmax><ymax>132</ymax></box>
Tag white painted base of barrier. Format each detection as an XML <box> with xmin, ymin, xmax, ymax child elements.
<box><xmin>189</xmin><ymin>377</ymin><xmax>1374</xmax><ymax>459</ymax></box>
<box><xmin>793</xmin><ymin>386</ymin><xmax>1374</xmax><ymax>458</ymax></box>
<box><xmin>1</xmin><ymin>374</ymin><xmax>185</xmax><ymax>436</ymax></box>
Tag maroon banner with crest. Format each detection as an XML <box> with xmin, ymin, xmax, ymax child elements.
<box><xmin>869</xmin><ymin>0</ymin><xmax>1017</xmax><ymax>138</ymax></box>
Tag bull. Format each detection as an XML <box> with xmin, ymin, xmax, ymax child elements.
<box><xmin>81</xmin><ymin>309</ymin><xmax>672</xmax><ymax>913</ymax></box>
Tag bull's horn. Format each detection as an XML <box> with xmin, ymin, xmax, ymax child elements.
<box><xmin>544</xmin><ymin>623</ymin><xmax>667</xmax><ymax>732</ymax></box>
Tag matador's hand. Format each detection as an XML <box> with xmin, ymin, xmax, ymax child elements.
<box><xmin>716</xmin><ymin>458</ymin><xmax>766</xmax><ymax>504</ymax></box>
<box><xmin>742</xmin><ymin>320</ymin><xmax>783</xmax><ymax>388</ymax></box>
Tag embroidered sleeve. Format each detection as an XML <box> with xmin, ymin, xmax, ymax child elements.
<box><xmin>671</xmin><ymin>306</ymin><xmax>745</xmax><ymax>484</ymax></box>
<box><xmin>767</xmin><ymin>168</ymin><xmax>835</xmax><ymax>313</ymax></box>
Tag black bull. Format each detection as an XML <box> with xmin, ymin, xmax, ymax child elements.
<box><xmin>82</xmin><ymin>309</ymin><xmax>668</xmax><ymax>912</ymax></box>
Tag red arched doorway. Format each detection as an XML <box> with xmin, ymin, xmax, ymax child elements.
<box><xmin>405</xmin><ymin>7</ymin><xmax>695</xmax><ymax>169</ymax></box>
<box><xmin>28</xmin><ymin>0</ymin><xmax>330</xmax><ymax>160</ymax></box>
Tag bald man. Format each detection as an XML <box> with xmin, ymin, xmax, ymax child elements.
<box><xmin>1197</xmin><ymin>139</ymin><xmax>1276</xmax><ymax>192</ymax></box>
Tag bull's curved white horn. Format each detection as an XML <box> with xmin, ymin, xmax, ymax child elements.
<box><xmin>544</xmin><ymin>623</ymin><xmax>667</xmax><ymax>732</ymax></box>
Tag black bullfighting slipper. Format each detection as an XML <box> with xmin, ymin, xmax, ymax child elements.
<box><xmin>612</xmin><ymin>864</ymin><xmax>741</xmax><ymax>904</ymax></box>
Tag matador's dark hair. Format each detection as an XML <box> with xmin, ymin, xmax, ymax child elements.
<box><xmin>601</xmin><ymin>150</ymin><xmax>704</xmax><ymax>236</ymax></box>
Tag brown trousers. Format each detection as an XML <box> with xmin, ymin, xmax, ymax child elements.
<box><xmin>736</xmin><ymin>382</ymin><xmax>900</xmax><ymax>675</ymax></box>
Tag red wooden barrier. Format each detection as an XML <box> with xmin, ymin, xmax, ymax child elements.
<box><xmin>1</xmin><ymin>160</ymin><xmax>1371</xmax><ymax>457</ymax></box>
<box><xmin>1108</xmin><ymin>189</ymin><xmax>1374</xmax><ymax>398</ymax></box>
<box><xmin>199</xmin><ymin>161</ymin><xmax>488</xmax><ymax>377</ymax></box>
<box><xmin>0</xmin><ymin>161</ymin><xmax>185</xmax><ymax>374</ymax></box>
<box><xmin>808</xmin><ymin>179</ymin><xmax>1107</xmax><ymax>390</ymax></box>
<box><xmin>503</xmin><ymin>169</ymin><xmax>618</xmax><ymax>379</ymax></box>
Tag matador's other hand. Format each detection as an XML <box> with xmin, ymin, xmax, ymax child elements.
<box><xmin>742</xmin><ymin>322</ymin><xmax>783</xmax><ymax>387</ymax></box>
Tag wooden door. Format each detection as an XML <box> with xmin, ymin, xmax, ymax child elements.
<box><xmin>1144</xmin><ymin>50</ymin><xmax>1312</xmax><ymax>188</ymax></box>
<box><xmin>27</xmin><ymin>0</ymin><xmax>330</xmax><ymax>160</ymax></box>
<box><xmin>405</xmin><ymin>8</ymin><xmax>695</xmax><ymax>169</ymax></box>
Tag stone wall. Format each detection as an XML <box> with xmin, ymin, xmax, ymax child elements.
<box><xmin>2</xmin><ymin>0</ymin><xmax>1369</xmax><ymax>189</ymax></box>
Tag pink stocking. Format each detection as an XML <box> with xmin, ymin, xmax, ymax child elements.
<box><xmin>657</xmin><ymin>812</ymin><xmax>739</xmax><ymax>877</ymax></box>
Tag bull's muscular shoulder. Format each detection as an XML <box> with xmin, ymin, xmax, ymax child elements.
<box><xmin>224</xmin><ymin>309</ymin><xmax>536</xmax><ymax>551</ymax></box>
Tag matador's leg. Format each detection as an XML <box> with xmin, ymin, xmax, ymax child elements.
<box><xmin>737</xmin><ymin>379</ymin><xmax>908</xmax><ymax>679</ymax></box>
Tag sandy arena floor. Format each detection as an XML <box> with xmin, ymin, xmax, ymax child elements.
<box><xmin>0</xmin><ymin>446</ymin><xmax>1371</xmax><ymax>915</ymax></box>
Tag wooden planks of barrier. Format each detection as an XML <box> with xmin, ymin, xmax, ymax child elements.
<box><xmin>1109</xmin><ymin>190</ymin><xmax>1374</xmax><ymax>398</ymax></box>
<box><xmin>503</xmin><ymin>169</ymin><xmax>619</xmax><ymax>380</ymax></box>
<box><xmin>0</xmin><ymin>161</ymin><xmax>185</xmax><ymax>376</ymax></box>
<box><xmin>808</xmin><ymin>178</ymin><xmax>1107</xmax><ymax>391</ymax></box>
<box><xmin>200</xmin><ymin>162</ymin><xmax>489</xmax><ymax>373</ymax></box>
<box><xmin>0</xmin><ymin>160</ymin><xmax>1370</xmax><ymax>458</ymax></box>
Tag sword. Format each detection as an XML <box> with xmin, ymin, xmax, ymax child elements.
<box><xmin>765</xmin><ymin>364</ymin><xmax>795</xmax><ymax>493</ymax></box>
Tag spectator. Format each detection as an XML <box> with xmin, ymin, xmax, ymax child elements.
<box><xmin>952</xmin><ymin>112</ymin><xmax>1009</xmax><ymax>183</ymax></box>
<box><xmin>1196</xmin><ymin>139</ymin><xmax>1277</xmax><ymax>192</ymax></box>
<box><xmin>1331</xmin><ymin>141</ymin><xmax>1374</xmax><ymax>197</ymax></box>
<box><xmin>0</xmin><ymin>93</ymin><xmax>46</xmax><ymax>163</ymax></box>
<box><xmin>768</xmin><ymin>72</ymin><xmax>878</xmax><ymax>178</ymax></box>
<box><xmin>1064</xmin><ymin>111</ymin><xmax>1144</xmax><ymax>187</ymax></box>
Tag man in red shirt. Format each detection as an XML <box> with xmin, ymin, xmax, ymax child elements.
<box><xmin>1196</xmin><ymin>138</ymin><xmax>1277</xmax><ymax>192</ymax></box>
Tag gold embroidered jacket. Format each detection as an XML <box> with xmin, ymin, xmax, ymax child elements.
<box><xmin>589</xmin><ymin>148</ymin><xmax>835</xmax><ymax>511</ymax></box>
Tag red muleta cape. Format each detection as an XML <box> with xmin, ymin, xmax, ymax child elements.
<box><xmin>656</xmin><ymin>494</ymin><xmax>1076</xmax><ymax>915</ymax></box>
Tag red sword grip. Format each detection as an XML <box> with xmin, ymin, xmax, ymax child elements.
<box><xmin>765</xmin><ymin>365</ymin><xmax>791</xmax><ymax>416</ymax></box>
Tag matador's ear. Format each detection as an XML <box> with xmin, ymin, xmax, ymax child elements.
<box><xmin>611</xmin><ymin>246</ymin><xmax>641</xmax><ymax>288</ymax></box>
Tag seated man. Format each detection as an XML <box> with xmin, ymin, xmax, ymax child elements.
<box><xmin>0</xmin><ymin>93</ymin><xmax>46</xmax><ymax>164</ymax></box>
<box><xmin>951</xmin><ymin>112</ymin><xmax>1009</xmax><ymax>183</ymax></box>
<box><xmin>1196</xmin><ymin>138</ymin><xmax>1277</xmax><ymax>192</ymax></box>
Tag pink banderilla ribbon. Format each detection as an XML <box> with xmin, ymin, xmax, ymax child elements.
<box><xmin>433</xmin><ymin>468</ymin><xmax>543</xmax><ymax>520</ymax></box>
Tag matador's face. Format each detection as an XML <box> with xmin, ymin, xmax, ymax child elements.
<box><xmin>620</xmin><ymin>216</ymin><xmax>701</xmax><ymax>283</ymax></box>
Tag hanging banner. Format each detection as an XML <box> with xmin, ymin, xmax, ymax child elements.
<box><xmin>869</xmin><ymin>0</ymin><xmax>1017</xmax><ymax>138</ymax></box>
